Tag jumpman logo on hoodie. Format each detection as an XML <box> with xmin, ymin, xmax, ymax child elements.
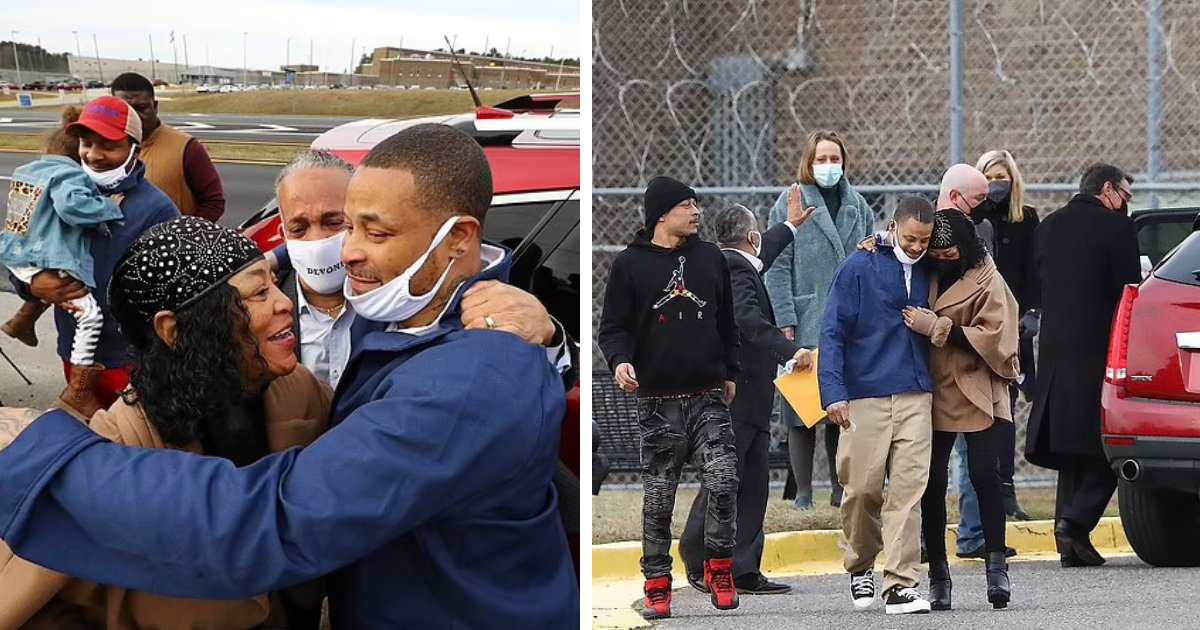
<box><xmin>653</xmin><ymin>256</ymin><xmax>707</xmax><ymax>310</ymax></box>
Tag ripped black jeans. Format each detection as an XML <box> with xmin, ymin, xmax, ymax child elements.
<box><xmin>638</xmin><ymin>390</ymin><xmax>738</xmax><ymax>579</ymax></box>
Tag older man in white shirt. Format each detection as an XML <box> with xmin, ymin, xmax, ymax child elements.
<box><xmin>272</xmin><ymin>150</ymin><xmax>571</xmax><ymax>389</ymax></box>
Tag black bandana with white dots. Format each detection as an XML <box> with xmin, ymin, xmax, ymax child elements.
<box><xmin>931</xmin><ymin>208</ymin><xmax>975</xmax><ymax>250</ymax></box>
<box><xmin>109</xmin><ymin>216</ymin><xmax>264</xmax><ymax>323</ymax></box>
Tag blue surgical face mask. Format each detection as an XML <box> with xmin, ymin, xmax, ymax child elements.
<box><xmin>813</xmin><ymin>163</ymin><xmax>843</xmax><ymax>188</ymax></box>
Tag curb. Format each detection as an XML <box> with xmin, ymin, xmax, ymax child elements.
<box><xmin>592</xmin><ymin>517</ymin><xmax>1132</xmax><ymax>629</ymax></box>
<box><xmin>592</xmin><ymin>516</ymin><xmax>1130</xmax><ymax>581</ymax></box>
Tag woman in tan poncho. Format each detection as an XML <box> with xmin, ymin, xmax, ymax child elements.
<box><xmin>902</xmin><ymin>209</ymin><xmax>1019</xmax><ymax>613</ymax></box>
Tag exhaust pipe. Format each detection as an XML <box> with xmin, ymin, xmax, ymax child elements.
<box><xmin>1120</xmin><ymin>459</ymin><xmax>1141</xmax><ymax>482</ymax></box>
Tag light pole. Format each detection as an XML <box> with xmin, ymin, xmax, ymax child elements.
<box><xmin>242</xmin><ymin>32</ymin><xmax>248</xmax><ymax>86</ymax></box>
<box><xmin>92</xmin><ymin>33</ymin><xmax>103</xmax><ymax>84</ymax></box>
<box><xmin>286</xmin><ymin>37</ymin><xmax>291</xmax><ymax>67</ymax></box>
<box><xmin>70</xmin><ymin>30</ymin><xmax>82</xmax><ymax>80</ymax></box>
<box><xmin>10</xmin><ymin>31</ymin><xmax>21</xmax><ymax>85</ymax></box>
<box><xmin>349</xmin><ymin>36</ymin><xmax>356</xmax><ymax>86</ymax></box>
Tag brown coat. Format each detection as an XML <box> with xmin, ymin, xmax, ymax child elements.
<box><xmin>140</xmin><ymin>124</ymin><xmax>197</xmax><ymax>217</ymax></box>
<box><xmin>928</xmin><ymin>256</ymin><xmax>1020</xmax><ymax>433</ymax></box>
<box><xmin>0</xmin><ymin>366</ymin><xmax>333</xmax><ymax>630</ymax></box>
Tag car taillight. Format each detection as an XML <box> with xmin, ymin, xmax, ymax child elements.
<box><xmin>476</xmin><ymin>106</ymin><xmax>515</xmax><ymax>120</ymax></box>
<box><xmin>1105</xmin><ymin>284</ymin><xmax>1139</xmax><ymax>386</ymax></box>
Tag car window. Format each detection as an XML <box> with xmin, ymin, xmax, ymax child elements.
<box><xmin>1136</xmin><ymin>210</ymin><xmax>1198</xmax><ymax>266</ymax></box>
<box><xmin>1154</xmin><ymin>233</ymin><xmax>1200</xmax><ymax>288</ymax></box>
<box><xmin>486</xmin><ymin>196</ymin><xmax>580</xmax><ymax>339</ymax></box>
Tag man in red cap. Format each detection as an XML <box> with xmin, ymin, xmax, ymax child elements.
<box><xmin>10</xmin><ymin>96</ymin><xmax>178</xmax><ymax>413</ymax></box>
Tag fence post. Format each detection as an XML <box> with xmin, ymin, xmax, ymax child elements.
<box><xmin>1147</xmin><ymin>0</ymin><xmax>1163</xmax><ymax>209</ymax></box>
<box><xmin>948</xmin><ymin>0</ymin><xmax>965</xmax><ymax>165</ymax></box>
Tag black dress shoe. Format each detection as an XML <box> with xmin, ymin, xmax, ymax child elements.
<box><xmin>687</xmin><ymin>572</ymin><xmax>709</xmax><ymax>593</ymax></box>
<box><xmin>1054</xmin><ymin>519</ymin><xmax>1105</xmax><ymax>566</ymax></box>
<box><xmin>1060</xmin><ymin>553</ymin><xmax>1090</xmax><ymax>568</ymax></box>
<box><xmin>955</xmin><ymin>545</ymin><xmax>1017</xmax><ymax>559</ymax></box>
<box><xmin>734</xmin><ymin>573</ymin><xmax>792</xmax><ymax>595</ymax></box>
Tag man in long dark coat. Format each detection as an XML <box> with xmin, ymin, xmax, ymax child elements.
<box><xmin>679</xmin><ymin>189</ymin><xmax>813</xmax><ymax>595</ymax></box>
<box><xmin>1025</xmin><ymin>163</ymin><xmax>1141</xmax><ymax>567</ymax></box>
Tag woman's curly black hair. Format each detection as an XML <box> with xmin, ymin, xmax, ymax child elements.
<box><xmin>113</xmin><ymin>282</ymin><xmax>270</xmax><ymax>449</ymax></box>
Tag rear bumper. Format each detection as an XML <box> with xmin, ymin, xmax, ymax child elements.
<box><xmin>1101</xmin><ymin>384</ymin><xmax>1200</xmax><ymax>491</ymax></box>
<box><xmin>1102</xmin><ymin>436</ymin><xmax>1200</xmax><ymax>491</ymax></box>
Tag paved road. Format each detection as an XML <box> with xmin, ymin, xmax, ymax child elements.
<box><xmin>0</xmin><ymin>110</ymin><xmax>353</xmax><ymax>142</ymax></box>
<box><xmin>653</xmin><ymin>555</ymin><xmax>1200</xmax><ymax>630</ymax></box>
<box><xmin>0</xmin><ymin>150</ymin><xmax>281</xmax><ymax>228</ymax></box>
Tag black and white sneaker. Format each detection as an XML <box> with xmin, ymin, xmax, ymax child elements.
<box><xmin>850</xmin><ymin>569</ymin><xmax>876</xmax><ymax>610</ymax></box>
<box><xmin>884</xmin><ymin>585</ymin><xmax>932</xmax><ymax>615</ymax></box>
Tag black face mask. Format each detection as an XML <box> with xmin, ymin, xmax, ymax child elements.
<box><xmin>934</xmin><ymin>257</ymin><xmax>966</xmax><ymax>281</ymax></box>
<box><xmin>987</xmin><ymin>180</ymin><xmax>1012</xmax><ymax>204</ymax></box>
<box><xmin>969</xmin><ymin>198</ymin><xmax>998</xmax><ymax>225</ymax></box>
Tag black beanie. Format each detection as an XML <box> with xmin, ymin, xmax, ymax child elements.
<box><xmin>644</xmin><ymin>176</ymin><xmax>697</xmax><ymax>230</ymax></box>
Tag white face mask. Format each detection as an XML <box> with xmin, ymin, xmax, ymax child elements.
<box><xmin>747</xmin><ymin>229</ymin><xmax>762</xmax><ymax>257</ymax></box>
<box><xmin>286</xmin><ymin>231</ymin><xmax>347</xmax><ymax>295</ymax></box>
<box><xmin>81</xmin><ymin>143</ymin><xmax>137</xmax><ymax>189</ymax></box>
<box><xmin>343</xmin><ymin>215</ymin><xmax>462</xmax><ymax>323</ymax></box>
<box><xmin>813</xmin><ymin>163</ymin><xmax>843</xmax><ymax>188</ymax></box>
<box><xmin>892</xmin><ymin>240</ymin><xmax>925</xmax><ymax>265</ymax></box>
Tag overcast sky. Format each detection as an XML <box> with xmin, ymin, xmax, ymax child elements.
<box><xmin>1</xmin><ymin>0</ymin><xmax>580</xmax><ymax>72</ymax></box>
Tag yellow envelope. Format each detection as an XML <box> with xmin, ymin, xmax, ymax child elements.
<box><xmin>774</xmin><ymin>350</ymin><xmax>824</xmax><ymax>428</ymax></box>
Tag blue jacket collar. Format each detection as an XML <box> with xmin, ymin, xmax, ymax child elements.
<box><xmin>355</xmin><ymin>242</ymin><xmax>513</xmax><ymax>354</ymax></box>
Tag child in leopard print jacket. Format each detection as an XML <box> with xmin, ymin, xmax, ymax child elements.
<box><xmin>1</xmin><ymin>106</ymin><xmax>122</xmax><ymax>416</ymax></box>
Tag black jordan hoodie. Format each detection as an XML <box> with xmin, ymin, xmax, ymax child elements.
<box><xmin>598</xmin><ymin>229</ymin><xmax>740</xmax><ymax>397</ymax></box>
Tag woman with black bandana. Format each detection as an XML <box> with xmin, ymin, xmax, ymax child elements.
<box><xmin>900</xmin><ymin>209</ymin><xmax>1020</xmax><ymax>611</ymax></box>
<box><xmin>0</xmin><ymin>217</ymin><xmax>329</xmax><ymax>629</ymax></box>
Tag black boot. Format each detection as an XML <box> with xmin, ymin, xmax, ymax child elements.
<box><xmin>985</xmin><ymin>551</ymin><xmax>1011</xmax><ymax>609</ymax></box>
<box><xmin>928</xmin><ymin>559</ymin><xmax>952</xmax><ymax>611</ymax></box>
<box><xmin>1001</xmin><ymin>483</ymin><xmax>1030</xmax><ymax>521</ymax></box>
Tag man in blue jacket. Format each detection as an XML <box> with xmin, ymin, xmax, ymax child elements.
<box><xmin>0</xmin><ymin>124</ymin><xmax>576</xmax><ymax>628</ymax></box>
<box><xmin>818</xmin><ymin>196</ymin><xmax>937</xmax><ymax>616</ymax></box>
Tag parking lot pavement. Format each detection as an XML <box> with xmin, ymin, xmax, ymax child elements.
<box><xmin>651</xmin><ymin>554</ymin><xmax>1199</xmax><ymax>630</ymax></box>
<box><xmin>0</xmin><ymin>291</ymin><xmax>66</xmax><ymax>409</ymax></box>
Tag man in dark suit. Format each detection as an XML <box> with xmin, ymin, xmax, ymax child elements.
<box><xmin>679</xmin><ymin>185</ymin><xmax>815</xmax><ymax>594</ymax></box>
<box><xmin>1025</xmin><ymin>163</ymin><xmax>1142</xmax><ymax>568</ymax></box>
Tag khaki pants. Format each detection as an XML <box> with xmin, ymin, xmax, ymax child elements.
<box><xmin>837</xmin><ymin>392</ymin><xmax>932</xmax><ymax>592</ymax></box>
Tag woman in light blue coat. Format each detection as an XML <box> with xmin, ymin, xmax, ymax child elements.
<box><xmin>764</xmin><ymin>130</ymin><xmax>876</xmax><ymax>509</ymax></box>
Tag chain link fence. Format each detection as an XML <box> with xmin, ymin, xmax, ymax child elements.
<box><xmin>593</xmin><ymin>0</ymin><xmax>1200</xmax><ymax>485</ymax></box>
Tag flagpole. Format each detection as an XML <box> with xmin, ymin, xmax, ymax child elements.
<box><xmin>171</xmin><ymin>31</ymin><xmax>179</xmax><ymax>84</ymax></box>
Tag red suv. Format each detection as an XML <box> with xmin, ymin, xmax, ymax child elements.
<box><xmin>238</xmin><ymin>92</ymin><xmax>582</xmax><ymax>568</ymax></box>
<box><xmin>1101</xmin><ymin>208</ymin><xmax>1200</xmax><ymax>567</ymax></box>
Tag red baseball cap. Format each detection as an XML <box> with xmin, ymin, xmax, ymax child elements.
<box><xmin>68</xmin><ymin>96</ymin><xmax>143</xmax><ymax>143</ymax></box>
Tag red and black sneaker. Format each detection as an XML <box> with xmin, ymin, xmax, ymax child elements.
<box><xmin>705</xmin><ymin>557</ymin><xmax>740</xmax><ymax>610</ymax></box>
<box><xmin>640</xmin><ymin>575</ymin><xmax>673</xmax><ymax>620</ymax></box>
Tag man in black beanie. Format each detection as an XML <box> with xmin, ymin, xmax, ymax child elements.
<box><xmin>598</xmin><ymin>175</ymin><xmax>742</xmax><ymax>619</ymax></box>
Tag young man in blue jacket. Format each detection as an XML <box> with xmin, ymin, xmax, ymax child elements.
<box><xmin>818</xmin><ymin>196</ymin><xmax>937</xmax><ymax>616</ymax></box>
<box><xmin>0</xmin><ymin>124</ymin><xmax>576</xmax><ymax>628</ymax></box>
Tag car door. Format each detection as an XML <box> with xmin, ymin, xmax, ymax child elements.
<box><xmin>482</xmin><ymin>189</ymin><xmax>580</xmax><ymax>340</ymax></box>
<box><xmin>1132</xmin><ymin>208</ymin><xmax>1200</xmax><ymax>278</ymax></box>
